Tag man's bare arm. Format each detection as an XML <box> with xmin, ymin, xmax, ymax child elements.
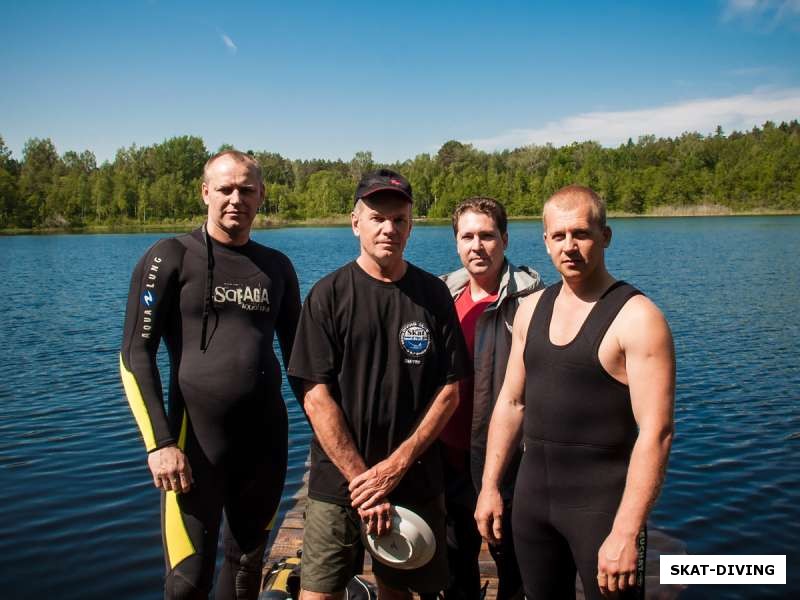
<box><xmin>302</xmin><ymin>381</ymin><xmax>368</xmax><ymax>482</ymax></box>
<box><xmin>302</xmin><ymin>381</ymin><xmax>399</xmax><ymax>535</ymax></box>
<box><xmin>475</xmin><ymin>294</ymin><xmax>538</xmax><ymax>545</ymax></box>
<box><xmin>348</xmin><ymin>381</ymin><xmax>459</xmax><ymax>510</ymax></box>
<box><xmin>597</xmin><ymin>296</ymin><xmax>675</xmax><ymax>594</ymax></box>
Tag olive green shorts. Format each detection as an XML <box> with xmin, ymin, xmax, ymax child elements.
<box><xmin>300</xmin><ymin>494</ymin><xmax>448</xmax><ymax>594</ymax></box>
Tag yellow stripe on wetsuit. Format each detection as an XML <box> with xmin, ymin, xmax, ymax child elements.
<box><xmin>119</xmin><ymin>353</ymin><xmax>157</xmax><ymax>451</ymax></box>
<box><xmin>117</xmin><ymin>362</ymin><xmax>194</xmax><ymax>569</ymax></box>
<box><xmin>165</xmin><ymin>411</ymin><xmax>194</xmax><ymax>568</ymax></box>
<box><xmin>177</xmin><ymin>409</ymin><xmax>188</xmax><ymax>450</ymax></box>
<box><xmin>165</xmin><ymin>490</ymin><xmax>194</xmax><ymax>568</ymax></box>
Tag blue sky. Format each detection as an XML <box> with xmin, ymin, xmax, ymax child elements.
<box><xmin>1</xmin><ymin>0</ymin><xmax>798</xmax><ymax>164</ymax></box>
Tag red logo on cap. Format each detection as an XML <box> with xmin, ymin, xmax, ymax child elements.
<box><xmin>390</xmin><ymin>179</ymin><xmax>402</xmax><ymax>186</ymax></box>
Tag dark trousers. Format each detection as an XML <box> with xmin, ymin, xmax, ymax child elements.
<box><xmin>443</xmin><ymin>447</ymin><xmax>523</xmax><ymax>600</ymax></box>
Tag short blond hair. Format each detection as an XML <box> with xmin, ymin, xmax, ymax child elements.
<box><xmin>203</xmin><ymin>150</ymin><xmax>262</xmax><ymax>183</ymax></box>
<box><xmin>543</xmin><ymin>185</ymin><xmax>606</xmax><ymax>228</ymax></box>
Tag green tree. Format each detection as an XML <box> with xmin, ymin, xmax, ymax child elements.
<box><xmin>349</xmin><ymin>151</ymin><xmax>374</xmax><ymax>183</ymax></box>
<box><xmin>151</xmin><ymin>136</ymin><xmax>208</xmax><ymax>182</ymax></box>
<box><xmin>402</xmin><ymin>153</ymin><xmax>435</xmax><ymax>216</ymax></box>
<box><xmin>436</xmin><ymin>140</ymin><xmax>479</xmax><ymax>171</ymax></box>
<box><xmin>112</xmin><ymin>168</ymin><xmax>137</xmax><ymax>220</ymax></box>
<box><xmin>149</xmin><ymin>173</ymin><xmax>185</xmax><ymax>220</ymax></box>
<box><xmin>55</xmin><ymin>150</ymin><xmax>96</xmax><ymax>224</ymax></box>
<box><xmin>0</xmin><ymin>136</ymin><xmax>19</xmax><ymax>227</ymax></box>
<box><xmin>90</xmin><ymin>165</ymin><xmax>114</xmax><ymax>221</ymax></box>
<box><xmin>255</xmin><ymin>152</ymin><xmax>295</xmax><ymax>186</ymax></box>
<box><xmin>302</xmin><ymin>170</ymin><xmax>351</xmax><ymax>218</ymax></box>
<box><xmin>18</xmin><ymin>138</ymin><xmax>61</xmax><ymax>227</ymax></box>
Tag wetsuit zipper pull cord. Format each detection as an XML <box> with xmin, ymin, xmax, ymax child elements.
<box><xmin>200</xmin><ymin>222</ymin><xmax>215</xmax><ymax>352</ymax></box>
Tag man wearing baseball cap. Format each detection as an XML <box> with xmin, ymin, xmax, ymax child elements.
<box><xmin>289</xmin><ymin>169</ymin><xmax>471</xmax><ymax>600</ymax></box>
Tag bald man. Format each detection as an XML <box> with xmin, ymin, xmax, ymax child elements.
<box><xmin>475</xmin><ymin>185</ymin><xmax>674</xmax><ymax>599</ymax></box>
<box><xmin>121</xmin><ymin>150</ymin><xmax>301</xmax><ymax>599</ymax></box>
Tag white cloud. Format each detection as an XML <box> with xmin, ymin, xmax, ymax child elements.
<box><xmin>221</xmin><ymin>33</ymin><xmax>237</xmax><ymax>54</ymax></box>
<box><xmin>727</xmin><ymin>66</ymin><xmax>776</xmax><ymax>77</ymax></box>
<box><xmin>722</xmin><ymin>0</ymin><xmax>800</xmax><ymax>25</ymax></box>
<box><xmin>775</xmin><ymin>0</ymin><xmax>800</xmax><ymax>20</ymax></box>
<box><xmin>468</xmin><ymin>88</ymin><xmax>800</xmax><ymax>151</ymax></box>
<box><xmin>725</xmin><ymin>0</ymin><xmax>763</xmax><ymax>14</ymax></box>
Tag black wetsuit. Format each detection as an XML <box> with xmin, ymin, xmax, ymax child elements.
<box><xmin>120</xmin><ymin>228</ymin><xmax>300</xmax><ymax>600</ymax></box>
<box><xmin>512</xmin><ymin>281</ymin><xmax>646</xmax><ymax>600</ymax></box>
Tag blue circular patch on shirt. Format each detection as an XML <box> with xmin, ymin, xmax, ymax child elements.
<box><xmin>399</xmin><ymin>321</ymin><xmax>430</xmax><ymax>357</ymax></box>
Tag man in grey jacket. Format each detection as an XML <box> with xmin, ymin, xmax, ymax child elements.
<box><xmin>440</xmin><ymin>197</ymin><xmax>544</xmax><ymax>600</ymax></box>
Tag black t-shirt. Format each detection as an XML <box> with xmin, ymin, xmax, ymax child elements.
<box><xmin>288</xmin><ymin>260</ymin><xmax>470</xmax><ymax>505</ymax></box>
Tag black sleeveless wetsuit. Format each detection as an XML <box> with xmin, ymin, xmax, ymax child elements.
<box><xmin>512</xmin><ymin>281</ymin><xmax>646</xmax><ymax>600</ymax></box>
<box><xmin>120</xmin><ymin>228</ymin><xmax>300</xmax><ymax>600</ymax></box>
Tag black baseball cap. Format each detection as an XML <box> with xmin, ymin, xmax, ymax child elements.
<box><xmin>355</xmin><ymin>169</ymin><xmax>413</xmax><ymax>204</ymax></box>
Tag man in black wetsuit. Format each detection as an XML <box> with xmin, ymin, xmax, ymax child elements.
<box><xmin>288</xmin><ymin>169</ymin><xmax>470</xmax><ymax>600</ymax></box>
<box><xmin>475</xmin><ymin>185</ymin><xmax>675</xmax><ymax>599</ymax></box>
<box><xmin>120</xmin><ymin>150</ymin><xmax>301</xmax><ymax>600</ymax></box>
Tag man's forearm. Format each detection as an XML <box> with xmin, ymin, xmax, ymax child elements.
<box><xmin>348</xmin><ymin>383</ymin><xmax>459</xmax><ymax>509</ymax></box>
<box><xmin>303</xmin><ymin>384</ymin><xmax>368</xmax><ymax>482</ymax></box>
<box><xmin>389</xmin><ymin>382</ymin><xmax>459</xmax><ymax>470</ymax></box>
<box><xmin>481</xmin><ymin>394</ymin><xmax>525</xmax><ymax>490</ymax></box>
<box><xmin>611</xmin><ymin>426</ymin><xmax>673</xmax><ymax>536</ymax></box>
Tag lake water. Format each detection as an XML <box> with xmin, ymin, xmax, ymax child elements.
<box><xmin>1</xmin><ymin>216</ymin><xmax>798</xmax><ymax>599</ymax></box>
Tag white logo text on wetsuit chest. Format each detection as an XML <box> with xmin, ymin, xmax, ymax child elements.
<box><xmin>214</xmin><ymin>284</ymin><xmax>270</xmax><ymax>312</ymax></box>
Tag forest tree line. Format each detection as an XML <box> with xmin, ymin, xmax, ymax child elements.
<box><xmin>0</xmin><ymin>120</ymin><xmax>798</xmax><ymax>229</ymax></box>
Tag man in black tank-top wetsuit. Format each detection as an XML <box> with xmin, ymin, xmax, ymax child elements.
<box><xmin>475</xmin><ymin>185</ymin><xmax>675</xmax><ymax>599</ymax></box>
<box><xmin>120</xmin><ymin>150</ymin><xmax>301</xmax><ymax>600</ymax></box>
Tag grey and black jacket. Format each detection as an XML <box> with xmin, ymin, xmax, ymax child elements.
<box><xmin>441</xmin><ymin>260</ymin><xmax>544</xmax><ymax>500</ymax></box>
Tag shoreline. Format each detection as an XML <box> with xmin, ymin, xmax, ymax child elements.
<box><xmin>1</xmin><ymin>207</ymin><xmax>797</xmax><ymax>235</ymax></box>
